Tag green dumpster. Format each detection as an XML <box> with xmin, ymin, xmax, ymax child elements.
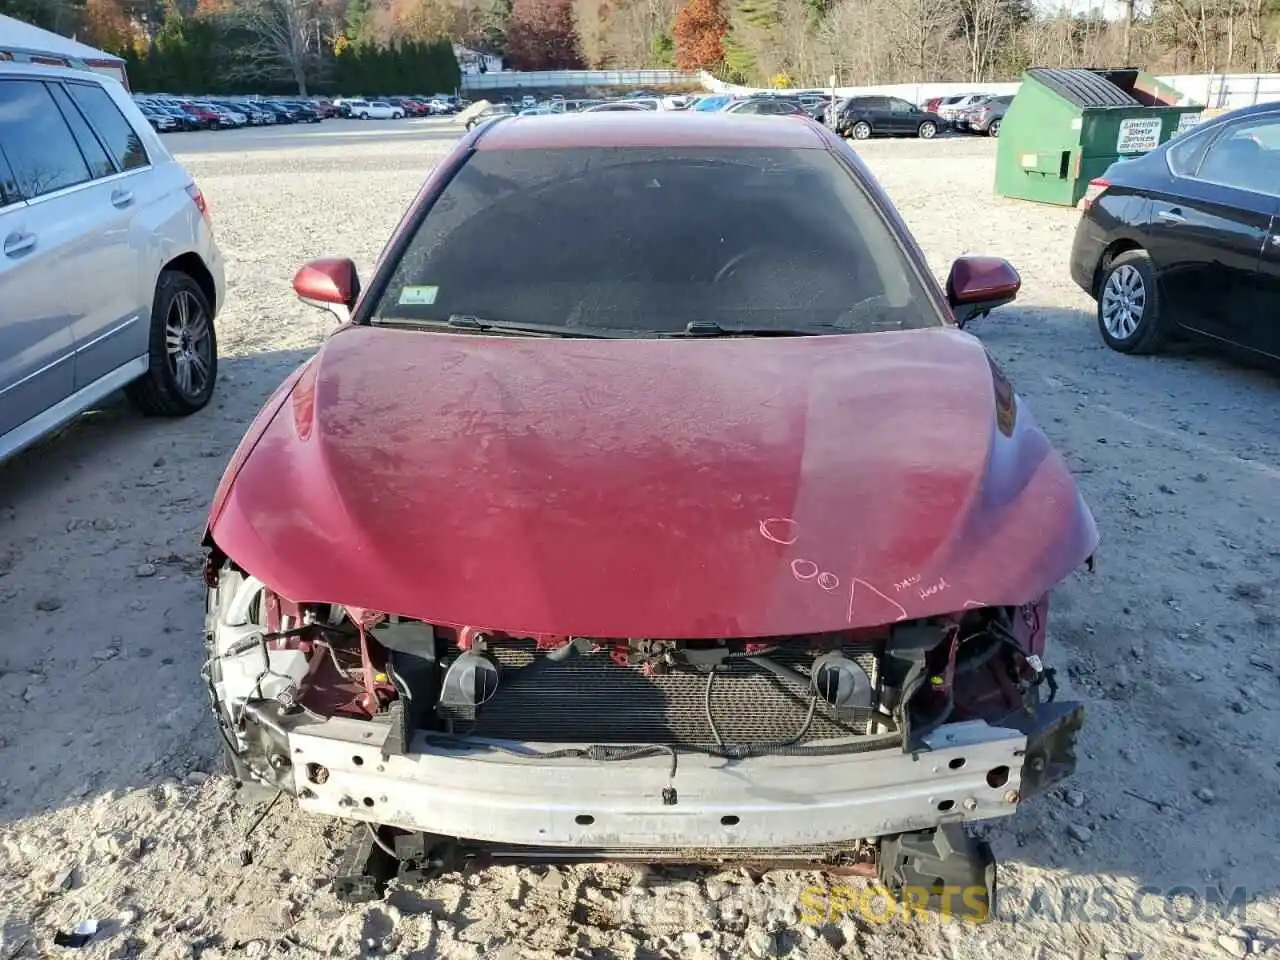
<box><xmin>995</xmin><ymin>68</ymin><xmax>1203</xmax><ymax>206</ymax></box>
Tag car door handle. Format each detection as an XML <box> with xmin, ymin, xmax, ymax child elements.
<box><xmin>1158</xmin><ymin>209</ymin><xmax>1186</xmax><ymax>224</ymax></box>
<box><xmin>110</xmin><ymin>189</ymin><xmax>134</xmax><ymax>208</ymax></box>
<box><xmin>3</xmin><ymin>232</ymin><xmax>36</xmax><ymax>257</ymax></box>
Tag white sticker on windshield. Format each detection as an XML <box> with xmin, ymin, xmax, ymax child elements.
<box><xmin>399</xmin><ymin>285</ymin><xmax>438</xmax><ymax>306</ymax></box>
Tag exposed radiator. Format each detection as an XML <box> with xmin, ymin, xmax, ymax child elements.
<box><xmin>437</xmin><ymin>641</ymin><xmax>880</xmax><ymax>746</ymax></box>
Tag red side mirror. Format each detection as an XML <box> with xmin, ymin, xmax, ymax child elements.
<box><xmin>293</xmin><ymin>258</ymin><xmax>361</xmax><ymax>323</ymax></box>
<box><xmin>946</xmin><ymin>256</ymin><xmax>1021</xmax><ymax>328</ymax></box>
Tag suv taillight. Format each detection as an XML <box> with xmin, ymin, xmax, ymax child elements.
<box><xmin>1081</xmin><ymin>178</ymin><xmax>1110</xmax><ymax>212</ymax></box>
<box><xmin>186</xmin><ymin>183</ymin><xmax>211</xmax><ymax>227</ymax></box>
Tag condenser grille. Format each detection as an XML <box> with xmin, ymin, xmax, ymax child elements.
<box><xmin>437</xmin><ymin>642</ymin><xmax>881</xmax><ymax>746</ymax></box>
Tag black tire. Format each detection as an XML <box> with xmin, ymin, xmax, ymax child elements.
<box><xmin>988</xmin><ymin>119</ymin><xmax>1001</xmax><ymax>137</ymax></box>
<box><xmin>1096</xmin><ymin>249</ymin><xmax>1170</xmax><ymax>355</ymax></box>
<box><xmin>851</xmin><ymin>120</ymin><xmax>872</xmax><ymax>140</ymax></box>
<box><xmin>126</xmin><ymin>269</ymin><xmax>218</xmax><ymax>416</ymax></box>
<box><xmin>918</xmin><ymin>120</ymin><xmax>937</xmax><ymax>139</ymax></box>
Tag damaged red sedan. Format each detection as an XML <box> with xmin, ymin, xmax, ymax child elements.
<box><xmin>202</xmin><ymin>112</ymin><xmax>1097</xmax><ymax>916</ymax></box>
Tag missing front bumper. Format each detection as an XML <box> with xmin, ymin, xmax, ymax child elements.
<box><xmin>297</xmin><ymin>703</ymin><xmax>1083</xmax><ymax>917</ymax></box>
<box><xmin>276</xmin><ymin>700</ymin><xmax>1082</xmax><ymax>850</ymax></box>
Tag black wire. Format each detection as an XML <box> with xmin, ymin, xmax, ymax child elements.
<box><xmin>704</xmin><ymin>669</ymin><xmax>724</xmax><ymax>746</ymax></box>
<box><xmin>313</xmin><ymin>638</ymin><xmax>349</xmax><ymax>677</ymax></box>
<box><xmin>431</xmin><ymin>724</ymin><xmax>900</xmax><ymax>763</ymax></box>
<box><xmin>478</xmin><ymin>741</ymin><xmax>681</xmax><ymax>780</ymax></box>
<box><xmin>986</xmin><ymin>617</ymin><xmax>1030</xmax><ymax>654</ymax></box>
<box><xmin>243</xmin><ymin>789</ymin><xmax>284</xmax><ymax>840</ymax></box>
<box><xmin>910</xmin><ymin>682</ymin><xmax>955</xmax><ymax>741</ymax></box>
<box><xmin>366</xmin><ymin>822</ymin><xmax>402</xmax><ymax>860</ymax></box>
<box><xmin>912</xmin><ymin>616</ymin><xmax>1038</xmax><ymax>742</ymax></box>
<box><xmin>200</xmin><ymin>659</ymin><xmax>245</xmax><ymax>758</ymax></box>
<box><xmin>705</xmin><ymin>662</ymin><xmax>821</xmax><ymax>750</ymax></box>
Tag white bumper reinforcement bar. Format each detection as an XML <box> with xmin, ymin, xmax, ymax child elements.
<box><xmin>286</xmin><ymin>716</ymin><xmax>1028</xmax><ymax>848</ymax></box>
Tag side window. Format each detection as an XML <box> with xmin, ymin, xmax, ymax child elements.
<box><xmin>1166</xmin><ymin>124</ymin><xmax>1219</xmax><ymax>178</ymax></box>
<box><xmin>1195</xmin><ymin>116</ymin><xmax>1280</xmax><ymax>196</ymax></box>
<box><xmin>888</xmin><ymin>99</ymin><xmax>913</xmax><ymax>113</ymax></box>
<box><xmin>48</xmin><ymin>84</ymin><xmax>114</xmax><ymax>178</ymax></box>
<box><xmin>65</xmin><ymin>81</ymin><xmax>150</xmax><ymax>171</ymax></box>
<box><xmin>0</xmin><ymin>79</ymin><xmax>92</xmax><ymax>199</ymax></box>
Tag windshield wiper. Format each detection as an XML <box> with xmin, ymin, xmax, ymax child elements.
<box><xmin>372</xmin><ymin>314</ymin><xmax>634</xmax><ymax>338</ymax></box>
<box><xmin>446</xmin><ymin>315</ymin><xmax>635</xmax><ymax>338</ymax></box>
<box><xmin>664</xmin><ymin>320</ymin><xmax>837</xmax><ymax>337</ymax></box>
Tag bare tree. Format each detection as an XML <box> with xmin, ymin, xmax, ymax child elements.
<box><xmin>818</xmin><ymin>0</ymin><xmax>897</xmax><ymax>83</ymax></box>
<box><xmin>1158</xmin><ymin>0</ymin><xmax>1225</xmax><ymax>70</ymax></box>
<box><xmin>957</xmin><ymin>0</ymin><xmax>1014</xmax><ymax>80</ymax></box>
<box><xmin>231</xmin><ymin>0</ymin><xmax>321</xmax><ymax>94</ymax></box>
<box><xmin>766</xmin><ymin>0</ymin><xmax>830</xmax><ymax>82</ymax></box>
<box><xmin>597</xmin><ymin>0</ymin><xmax>681</xmax><ymax>67</ymax></box>
<box><xmin>882</xmin><ymin>0</ymin><xmax>960</xmax><ymax>82</ymax></box>
<box><xmin>573</xmin><ymin>0</ymin><xmax>607</xmax><ymax>66</ymax></box>
<box><xmin>1122</xmin><ymin>0</ymin><xmax>1136</xmax><ymax>62</ymax></box>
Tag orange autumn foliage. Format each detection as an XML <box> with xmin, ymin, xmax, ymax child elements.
<box><xmin>672</xmin><ymin>0</ymin><xmax>728</xmax><ymax>70</ymax></box>
<box><xmin>83</xmin><ymin>0</ymin><xmax>133</xmax><ymax>51</ymax></box>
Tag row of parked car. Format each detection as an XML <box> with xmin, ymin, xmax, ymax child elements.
<box><xmin>470</xmin><ymin>89</ymin><xmax>1001</xmax><ymax>142</ymax></box>
<box><xmin>335</xmin><ymin>95</ymin><xmax>464</xmax><ymax>119</ymax></box>
<box><xmin>925</xmin><ymin>93</ymin><xmax>1014</xmax><ymax>136</ymax></box>
<box><xmin>130</xmin><ymin>93</ymin><xmax>465</xmax><ymax>132</ymax></box>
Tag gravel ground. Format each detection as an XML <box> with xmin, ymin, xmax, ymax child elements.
<box><xmin>1</xmin><ymin>119</ymin><xmax>1278</xmax><ymax>960</ymax></box>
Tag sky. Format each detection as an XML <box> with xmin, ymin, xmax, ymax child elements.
<box><xmin>1034</xmin><ymin>0</ymin><xmax>1146</xmax><ymax>22</ymax></box>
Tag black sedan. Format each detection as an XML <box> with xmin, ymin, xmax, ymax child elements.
<box><xmin>832</xmin><ymin>95</ymin><xmax>943</xmax><ymax>140</ymax></box>
<box><xmin>277</xmin><ymin>100</ymin><xmax>322</xmax><ymax>122</ymax></box>
<box><xmin>1069</xmin><ymin>102</ymin><xmax>1280</xmax><ymax>359</ymax></box>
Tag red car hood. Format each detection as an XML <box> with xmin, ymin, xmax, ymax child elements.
<box><xmin>208</xmin><ymin>326</ymin><xmax>1097</xmax><ymax>638</ymax></box>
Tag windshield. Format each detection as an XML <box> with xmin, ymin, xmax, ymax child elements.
<box><xmin>368</xmin><ymin>147</ymin><xmax>941</xmax><ymax>336</ymax></box>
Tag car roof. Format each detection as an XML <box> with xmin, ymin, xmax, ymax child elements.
<box><xmin>475</xmin><ymin>111</ymin><xmax>828</xmax><ymax>150</ymax></box>
<box><xmin>0</xmin><ymin>60</ymin><xmax>121</xmax><ymax>86</ymax></box>
<box><xmin>1204</xmin><ymin>100</ymin><xmax>1280</xmax><ymax>125</ymax></box>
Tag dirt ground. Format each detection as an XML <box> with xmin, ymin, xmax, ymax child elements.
<box><xmin>1</xmin><ymin>119</ymin><xmax>1278</xmax><ymax>960</ymax></box>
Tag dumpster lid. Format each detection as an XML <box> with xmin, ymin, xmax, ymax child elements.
<box><xmin>1027</xmin><ymin>68</ymin><xmax>1141</xmax><ymax>107</ymax></box>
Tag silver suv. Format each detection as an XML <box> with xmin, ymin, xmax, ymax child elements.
<box><xmin>0</xmin><ymin>63</ymin><xmax>225</xmax><ymax>461</ymax></box>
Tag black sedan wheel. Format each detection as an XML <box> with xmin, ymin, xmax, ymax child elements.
<box><xmin>850</xmin><ymin>121</ymin><xmax>872</xmax><ymax>140</ymax></box>
<box><xmin>1097</xmin><ymin>250</ymin><xmax>1170</xmax><ymax>354</ymax></box>
<box><xmin>918</xmin><ymin>120</ymin><xmax>937</xmax><ymax>139</ymax></box>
